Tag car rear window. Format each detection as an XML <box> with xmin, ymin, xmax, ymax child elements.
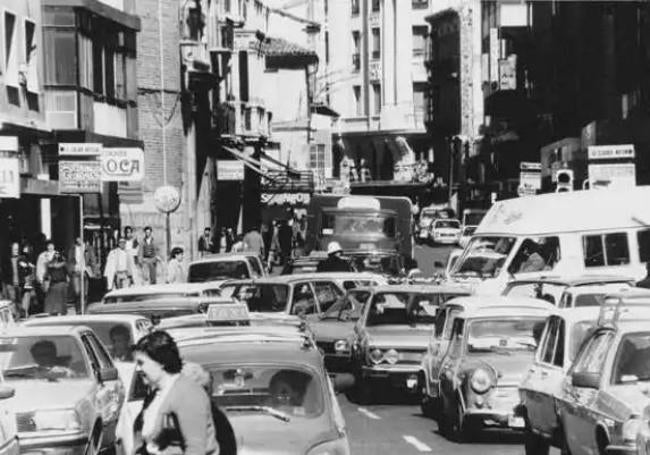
<box><xmin>188</xmin><ymin>261</ymin><xmax>250</xmax><ymax>282</ymax></box>
<box><xmin>104</xmin><ymin>292</ymin><xmax>199</xmax><ymax>304</ymax></box>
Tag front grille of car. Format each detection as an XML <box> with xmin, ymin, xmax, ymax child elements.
<box><xmin>16</xmin><ymin>413</ymin><xmax>36</xmax><ymax>433</ymax></box>
<box><xmin>317</xmin><ymin>341</ymin><xmax>335</xmax><ymax>354</ymax></box>
<box><xmin>396</xmin><ymin>349</ymin><xmax>425</xmax><ymax>365</ymax></box>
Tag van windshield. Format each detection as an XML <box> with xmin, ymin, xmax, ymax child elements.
<box><xmin>452</xmin><ymin>236</ymin><xmax>516</xmax><ymax>279</ymax></box>
<box><xmin>321</xmin><ymin>213</ymin><xmax>396</xmax><ymax>238</ymax></box>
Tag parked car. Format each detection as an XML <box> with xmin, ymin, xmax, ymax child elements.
<box><xmin>556</xmin><ymin>291</ymin><xmax>650</xmax><ymax>455</ymax></box>
<box><xmin>188</xmin><ymin>253</ymin><xmax>267</xmax><ymax>283</ymax></box>
<box><xmin>436</xmin><ymin>301</ymin><xmax>553</xmax><ymax>442</ymax></box>
<box><xmin>24</xmin><ymin>314</ymin><xmax>153</xmax><ymax>362</ymax></box>
<box><xmin>350</xmin><ymin>284</ymin><xmax>470</xmax><ymax>403</ymax></box>
<box><xmin>100</xmin><ymin>283</ymin><xmax>218</xmax><ymax>304</ymax></box>
<box><xmin>0</xmin><ymin>379</ymin><xmax>18</xmax><ymax>455</ymax></box>
<box><xmin>0</xmin><ymin>326</ymin><xmax>124</xmax><ymax>453</ymax></box>
<box><xmin>518</xmin><ymin>306</ymin><xmax>602</xmax><ymax>455</ymax></box>
<box><xmin>557</xmin><ymin>283</ymin><xmax>634</xmax><ymax>309</ymax></box>
<box><xmin>418</xmin><ymin>295</ymin><xmax>546</xmax><ymax>419</ymax></box>
<box><xmin>220</xmin><ymin>272</ymin><xmax>387</xmax><ymax>317</ymax></box>
<box><xmin>430</xmin><ymin>219</ymin><xmax>462</xmax><ymax>245</ymax></box>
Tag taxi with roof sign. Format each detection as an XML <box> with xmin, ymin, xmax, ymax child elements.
<box><xmin>219</xmin><ymin>272</ymin><xmax>387</xmax><ymax>317</ymax></box>
<box><xmin>176</xmin><ymin>326</ymin><xmax>351</xmax><ymax>454</ymax></box>
<box><xmin>0</xmin><ymin>325</ymin><xmax>124</xmax><ymax>454</ymax></box>
<box><xmin>87</xmin><ymin>283</ymin><xmax>226</xmax><ymax>322</ymax></box>
<box><xmin>418</xmin><ymin>294</ymin><xmax>541</xmax><ymax>418</ymax></box>
<box><xmin>435</xmin><ymin>300</ymin><xmax>554</xmax><ymax>442</ymax></box>
<box><xmin>518</xmin><ymin>305</ymin><xmax>602</xmax><ymax>455</ymax></box>
<box><xmin>350</xmin><ymin>284</ymin><xmax>470</xmax><ymax>403</ymax></box>
<box><xmin>553</xmin><ymin>290</ymin><xmax>650</xmax><ymax>455</ymax></box>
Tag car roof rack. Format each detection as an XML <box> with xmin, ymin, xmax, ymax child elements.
<box><xmin>596</xmin><ymin>288</ymin><xmax>650</xmax><ymax>326</ymax></box>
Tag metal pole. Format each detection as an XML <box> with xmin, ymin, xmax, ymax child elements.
<box><xmin>448</xmin><ymin>137</ymin><xmax>454</xmax><ymax>205</ymax></box>
<box><xmin>79</xmin><ymin>195</ymin><xmax>85</xmax><ymax>315</ymax></box>
<box><xmin>166</xmin><ymin>211</ymin><xmax>171</xmax><ymax>257</ymax></box>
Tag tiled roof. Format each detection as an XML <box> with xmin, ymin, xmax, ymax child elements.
<box><xmin>262</xmin><ymin>36</ymin><xmax>318</xmax><ymax>68</ymax></box>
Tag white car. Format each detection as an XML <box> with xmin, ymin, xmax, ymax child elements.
<box><xmin>518</xmin><ymin>307</ymin><xmax>601</xmax><ymax>454</ymax></box>
<box><xmin>430</xmin><ymin>219</ymin><xmax>461</xmax><ymax>245</ymax></box>
<box><xmin>188</xmin><ymin>253</ymin><xmax>267</xmax><ymax>284</ymax></box>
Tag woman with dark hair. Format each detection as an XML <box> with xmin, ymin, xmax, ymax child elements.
<box><xmin>133</xmin><ymin>331</ymin><xmax>218</xmax><ymax>455</ymax></box>
<box><xmin>44</xmin><ymin>250</ymin><xmax>69</xmax><ymax>315</ymax></box>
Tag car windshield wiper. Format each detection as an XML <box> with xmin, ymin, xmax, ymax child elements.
<box><xmin>225</xmin><ymin>405</ymin><xmax>291</xmax><ymax>422</ymax></box>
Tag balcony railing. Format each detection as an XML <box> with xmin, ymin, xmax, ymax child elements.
<box><xmin>352</xmin><ymin>53</ymin><xmax>361</xmax><ymax>71</ymax></box>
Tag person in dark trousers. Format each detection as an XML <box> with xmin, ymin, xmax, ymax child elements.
<box><xmin>317</xmin><ymin>242</ymin><xmax>353</xmax><ymax>272</ymax></box>
<box><xmin>198</xmin><ymin>227</ymin><xmax>215</xmax><ymax>257</ymax></box>
<box><xmin>638</xmin><ymin>262</ymin><xmax>650</xmax><ymax>289</ymax></box>
<box><xmin>278</xmin><ymin>220</ymin><xmax>294</xmax><ymax>265</ymax></box>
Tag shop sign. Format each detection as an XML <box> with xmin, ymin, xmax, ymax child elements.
<box><xmin>217</xmin><ymin>160</ymin><xmax>244</xmax><ymax>181</ymax></box>
<box><xmin>0</xmin><ymin>157</ymin><xmax>20</xmax><ymax>198</ymax></box>
<box><xmin>261</xmin><ymin>193</ymin><xmax>311</xmax><ymax>206</ymax></box>
<box><xmin>499</xmin><ymin>56</ymin><xmax>517</xmax><ymax>90</ymax></box>
<box><xmin>101</xmin><ymin>148</ymin><xmax>144</xmax><ymax>182</ymax></box>
<box><xmin>58</xmin><ymin>143</ymin><xmax>102</xmax><ymax>157</ymax></box>
<box><xmin>59</xmin><ymin>160</ymin><xmax>102</xmax><ymax>193</ymax></box>
<box><xmin>519</xmin><ymin>161</ymin><xmax>541</xmax><ymax>193</ymax></box>
<box><xmin>588</xmin><ymin>144</ymin><xmax>635</xmax><ymax>160</ymax></box>
<box><xmin>154</xmin><ymin>185</ymin><xmax>181</xmax><ymax>213</ymax></box>
<box><xmin>587</xmin><ymin>163</ymin><xmax>636</xmax><ymax>188</ymax></box>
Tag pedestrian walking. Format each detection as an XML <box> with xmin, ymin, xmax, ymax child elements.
<box><xmin>638</xmin><ymin>262</ymin><xmax>650</xmax><ymax>289</ymax></box>
<box><xmin>198</xmin><ymin>227</ymin><xmax>215</xmax><ymax>257</ymax></box>
<box><xmin>2</xmin><ymin>242</ymin><xmax>24</xmax><ymax>317</ymax></box>
<box><xmin>261</xmin><ymin>223</ymin><xmax>272</xmax><ymax>261</ymax></box>
<box><xmin>139</xmin><ymin>226</ymin><xmax>161</xmax><ymax>285</ymax></box>
<box><xmin>243</xmin><ymin>225</ymin><xmax>264</xmax><ymax>259</ymax></box>
<box><xmin>278</xmin><ymin>220</ymin><xmax>293</xmax><ymax>265</ymax></box>
<box><xmin>132</xmin><ymin>331</ymin><xmax>218</xmax><ymax>454</ymax></box>
<box><xmin>231</xmin><ymin>234</ymin><xmax>245</xmax><ymax>253</ymax></box>
<box><xmin>18</xmin><ymin>244</ymin><xmax>36</xmax><ymax>316</ymax></box>
<box><xmin>35</xmin><ymin>240</ymin><xmax>55</xmax><ymax>313</ymax></box>
<box><xmin>218</xmin><ymin>227</ymin><xmax>227</xmax><ymax>253</ymax></box>
<box><xmin>44</xmin><ymin>250</ymin><xmax>69</xmax><ymax>315</ymax></box>
<box><xmin>105</xmin><ymin>238</ymin><xmax>136</xmax><ymax>291</ymax></box>
<box><xmin>124</xmin><ymin>226</ymin><xmax>141</xmax><ymax>285</ymax></box>
<box><xmin>68</xmin><ymin>237</ymin><xmax>98</xmax><ymax>314</ymax></box>
<box><xmin>316</xmin><ymin>241</ymin><xmax>353</xmax><ymax>273</ymax></box>
<box><xmin>166</xmin><ymin>247</ymin><xmax>186</xmax><ymax>284</ymax></box>
<box><xmin>225</xmin><ymin>228</ymin><xmax>235</xmax><ymax>252</ymax></box>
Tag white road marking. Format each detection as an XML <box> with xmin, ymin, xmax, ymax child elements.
<box><xmin>403</xmin><ymin>435</ymin><xmax>432</xmax><ymax>452</ymax></box>
<box><xmin>357</xmin><ymin>407</ymin><xmax>381</xmax><ymax>420</ymax></box>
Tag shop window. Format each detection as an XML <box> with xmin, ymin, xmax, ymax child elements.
<box><xmin>583</xmin><ymin>232</ymin><xmax>630</xmax><ymax>267</ymax></box>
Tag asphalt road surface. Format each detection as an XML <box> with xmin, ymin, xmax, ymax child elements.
<box><xmin>337</xmin><ymin>390</ymin><xmax>560</xmax><ymax>455</ymax></box>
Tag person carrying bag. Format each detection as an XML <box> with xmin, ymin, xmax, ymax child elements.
<box><xmin>133</xmin><ymin>331</ymin><xmax>218</xmax><ymax>455</ymax></box>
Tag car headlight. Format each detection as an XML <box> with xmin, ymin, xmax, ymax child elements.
<box><xmin>334</xmin><ymin>340</ymin><xmax>350</xmax><ymax>353</ymax></box>
<box><xmin>30</xmin><ymin>409</ymin><xmax>82</xmax><ymax>432</ymax></box>
<box><xmin>368</xmin><ymin>348</ymin><xmax>383</xmax><ymax>365</ymax></box>
<box><xmin>307</xmin><ymin>437</ymin><xmax>350</xmax><ymax>455</ymax></box>
<box><xmin>469</xmin><ymin>368</ymin><xmax>493</xmax><ymax>394</ymax></box>
<box><xmin>621</xmin><ymin>416</ymin><xmax>642</xmax><ymax>444</ymax></box>
<box><xmin>384</xmin><ymin>349</ymin><xmax>399</xmax><ymax>365</ymax></box>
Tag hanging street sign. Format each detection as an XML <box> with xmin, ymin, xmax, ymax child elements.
<box><xmin>58</xmin><ymin>143</ymin><xmax>102</xmax><ymax>157</ymax></box>
<box><xmin>101</xmin><ymin>148</ymin><xmax>145</xmax><ymax>182</ymax></box>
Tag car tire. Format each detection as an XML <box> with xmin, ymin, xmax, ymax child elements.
<box><xmin>450</xmin><ymin>399</ymin><xmax>472</xmax><ymax>443</ymax></box>
<box><xmin>84</xmin><ymin>425</ymin><xmax>103</xmax><ymax>455</ymax></box>
<box><xmin>420</xmin><ymin>395</ymin><xmax>436</xmax><ymax>419</ymax></box>
<box><xmin>524</xmin><ymin>428</ymin><xmax>550</xmax><ymax>455</ymax></box>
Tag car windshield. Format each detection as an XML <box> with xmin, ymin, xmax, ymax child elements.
<box><xmin>0</xmin><ymin>335</ymin><xmax>89</xmax><ymax>380</ymax></box>
<box><xmin>104</xmin><ymin>292</ymin><xmax>200</xmax><ymax>304</ymax></box>
<box><xmin>28</xmin><ymin>321</ymin><xmax>142</xmax><ymax>361</ymax></box>
<box><xmin>221</xmin><ymin>284</ymin><xmax>289</xmax><ymax>313</ymax></box>
<box><xmin>612</xmin><ymin>332</ymin><xmax>650</xmax><ymax>384</ymax></box>
<box><xmin>194</xmin><ymin>364</ymin><xmax>323</xmax><ymax>418</ymax></box>
<box><xmin>452</xmin><ymin>236</ymin><xmax>516</xmax><ymax>279</ymax></box>
<box><xmin>188</xmin><ymin>261</ymin><xmax>250</xmax><ymax>282</ymax></box>
<box><xmin>466</xmin><ymin>318</ymin><xmax>546</xmax><ymax>354</ymax></box>
<box><xmin>503</xmin><ymin>282</ymin><xmax>567</xmax><ymax>306</ymax></box>
<box><xmin>435</xmin><ymin>220</ymin><xmax>460</xmax><ymax>229</ymax></box>
<box><xmin>350</xmin><ymin>254</ymin><xmax>401</xmax><ymax>275</ymax></box>
<box><xmin>463</xmin><ymin>212</ymin><xmax>485</xmax><ymax>226</ymax></box>
<box><xmin>322</xmin><ymin>291</ymin><xmax>370</xmax><ymax>320</ymax></box>
<box><xmin>366</xmin><ymin>292</ymin><xmax>437</xmax><ymax>326</ymax></box>
<box><xmin>462</xmin><ymin>226</ymin><xmax>477</xmax><ymax>236</ymax></box>
<box><xmin>322</xmin><ymin>213</ymin><xmax>396</xmax><ymax>238</ymax></box>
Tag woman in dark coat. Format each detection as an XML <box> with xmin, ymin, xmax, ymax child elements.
<box><xmin>44</xmin><ymin>250</ymin><xmax>69</xmax><ymax>315</ymax></box>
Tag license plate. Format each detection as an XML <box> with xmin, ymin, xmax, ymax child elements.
<box><xmin>406</xmin><ymin>377</ymin><xmax>418</xmax><ymax>389</ymax></box>
<box><xmin>508</xmin><ymin>415</ymin><xmax>525</xmax><ymax>428</ymax></box>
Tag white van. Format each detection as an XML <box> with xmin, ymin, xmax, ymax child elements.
<box><xmin>448</xmin><ymin>186</ymin><xmax>650</xmax><ymax>294</ymax></box>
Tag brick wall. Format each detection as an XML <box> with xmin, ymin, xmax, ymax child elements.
<box><xmin>121</xmin><ymin>0</ymin><xmax>190</xmax><ymax>257</ymax></box>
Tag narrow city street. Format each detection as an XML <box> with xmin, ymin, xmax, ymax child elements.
<box><xmin>338</xmin><ymin>391</ymin><xmax>554</xmax><ymax>455</ymax></box>
<box><xmin>414</xmin><ymin>243</ymin><xmax>456</xmax><ymax>276</ymax></box>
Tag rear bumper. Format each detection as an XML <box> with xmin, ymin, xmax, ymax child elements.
<box><xmin>361</xmin><ymin>366</ymin><xmax>420</xmax><ymax>391</ymax></box>
<box><xmin>19</xmin><ymin>432</ymin><xmax>87</xmax><ymax>455</ymax></box>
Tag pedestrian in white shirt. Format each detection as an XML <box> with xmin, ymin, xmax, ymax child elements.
<box><xmin>166</xmin><ymin>247</ymin><xmax>186</xmax><ymax>283</ymax></box>
<box><xmin>104</xmin><ymin>238</ymin><xmax>135</xmax><ymax>290</ymax></box>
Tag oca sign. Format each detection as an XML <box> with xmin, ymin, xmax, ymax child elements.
<box><xmin>102</xmin><ymin>148</ymin><xmax>144</xmax><ymax>182</ymax></box>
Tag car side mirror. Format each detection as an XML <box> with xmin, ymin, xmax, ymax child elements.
<box><xmin>571</xmin><ymin>371</ymin><xmax>600</xmax><ymax>389</ymax></box>
<box><xmin>98</xmin><ymin>367</ymin><xmax>119</xmax><ymax>383</ymax></box>
<box><xmin>0</xmin><ymin>385</ymin><xmax>15</xmax><ymax>400</ymax></box>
